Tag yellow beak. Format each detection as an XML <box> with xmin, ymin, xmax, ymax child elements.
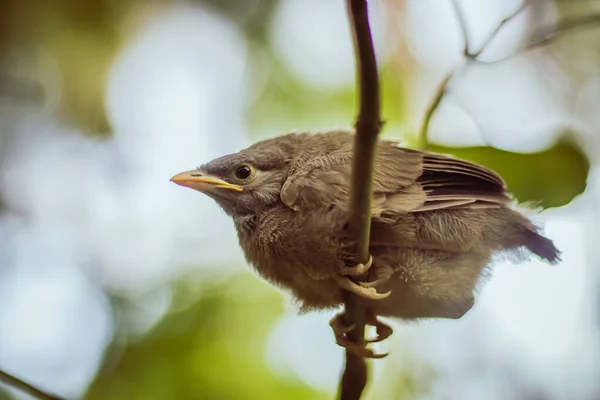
<box><xmin>170</xmin><ymin>170</ymin><xmax>243</xmax><ymax>193</ymax></box>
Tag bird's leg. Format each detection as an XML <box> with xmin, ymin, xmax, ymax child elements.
<box><xmin>329</xmin><ymin>312</ymin><xmax>390</xmax><ymax>358</ymax></box>
<box><xmin>335</xmin><ymin>255</ymin><xmax>373</xmax><ymax>276</ymax></box>
<box><xmin>332</xmin><ymin>273</ymin><xmax>391</xmax><ymax>300</ymax></box>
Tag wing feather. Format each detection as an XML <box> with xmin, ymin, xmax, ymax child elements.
<box><xmin>415</xmin><ymin>153</ymin><xmax>509</xmax><ymax>211</ymax></box>
<box><xmin>280</xmin><ymin>136</ymin><xmax>510</xmax><ymax>215</ymax></box>
<box><xmin>422</xmin><ymin>153</ymin><xmax>504</xmax><ymax>187</ymax></box>
<box><xmin>280</xmin><ymin>141</ymin><xmax>425</xmax><ymax>211</ymax></box>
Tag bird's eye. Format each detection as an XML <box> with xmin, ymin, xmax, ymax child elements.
<box><xmin>233</xmin><ymin>164</ymin><xmax>253</xmax><ymax>180</ymax></box>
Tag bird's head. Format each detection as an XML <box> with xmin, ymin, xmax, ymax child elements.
<box><xmin>171</xmin><ymin>133</ymin><xmax>310</xmax><ymax>217</ymax></box>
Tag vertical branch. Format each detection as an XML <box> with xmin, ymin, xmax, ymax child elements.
<box><xmin>341</xmin><ymin>0</ymin><xmax>382</xmax><ymax>399</ymax></box>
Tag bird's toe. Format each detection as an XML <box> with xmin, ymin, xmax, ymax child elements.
<box><xmin>336</xmin><ymin>255</ymin><xmax>373</xmax><ymax>277</ymax></box>
<box><xmin>365</xmin><ymin>315</ymin><xmax>393</xmax><ymax>343</ymax></box>
<box><xmin>329</xmin><ymin>312</ymin><xmax>389</xmax><ymax>359</ymax></box>
<box><xmin>333</xmin><ymin>274</ymin><xmax>391</xmax><ymax>300</ymax></box>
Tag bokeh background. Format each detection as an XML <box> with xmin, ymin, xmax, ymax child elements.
<box><xmin>0</xmin><ymin>0</ymin><xmax>598</xmax><ymax>399</ymax></box>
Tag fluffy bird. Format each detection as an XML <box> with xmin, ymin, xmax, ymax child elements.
<box><xmin>171</xmin><ymin>131</ymin><xmax>560</xmax><ymax>357</ymax></box>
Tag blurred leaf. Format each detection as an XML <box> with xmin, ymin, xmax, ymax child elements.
<box><xmin>246</xmin><ymin>44</ymin><xmax>355</xmax><ymax>138</ymax></box>
<box><xmin>246</xmin><ymin>50</ymin><xmax>408</xmax><ymax>139</ymax></box>
<box><xmin>429</xmin><ymin>139</ymin><xmax>589</xmax><ymax>209</ymax></box>
<box><xmin>199</xmin><ymin>0</ymin><xmax>280</xmax><ymax>38</ymax></box>
<box><xmin>368</xmin><ymin>361</ymin><xmax>437</xmax><ymax>400</ymax></box>
<box><xmin>45</xmin><ymin>27</ymin><xmax>117</xmax><ymax>134</ymax></box>
<box><xmin>86</xmin><ymin>273</ymin><xmax>327</xmax><ymax>400</ymax></box>
<box><xmin>379</xmin><ymin>63</ymin><xmax>410</xmax><ymax>133</ymax></box>
<box><xmin>40</xmin><ymin>0</ymin><xmax>134</xmax><ymax>135</ymax></box>
<box><xmin>0</xmin><ymin>386</ymin><xmax>14</xmax><ymax>400</ymax></box>
<box><xmin>0</xmin><ymin>0</ymin><xmax>146</xmax><ymax>135</ymax></box>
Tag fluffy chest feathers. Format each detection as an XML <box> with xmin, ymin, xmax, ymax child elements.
<box><xmin>233</xmin><ymin>206</ymin><xmax>347</xmax><ymax>308</ymax></box>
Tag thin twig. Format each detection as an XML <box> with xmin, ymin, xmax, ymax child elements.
<box><xmin>0</xmin><ymin>368</ymin><xmax>66</xmax><ymax>400</ymax></box>
<box><xmin>340</xmin><ymin>0</ymin><xmax>382</xmax><ymax>399</ymax></box>
<box><xmin>417</xmin><ymin>72</ymin><xmax>453</xmax><ymax>150</ymax></box>
<box><xmin>418</xmin><ymin>0</ymin><xmax>600</xmax><ymax>150</ymax></box>
<box><xmin>450</xmin><ymin>0</ymin><xmax>471</xmax><ymax>56</ymax></box>
<box><xmin>472</xmin><ymin>0</ymin><xmax>530</xmax><ymax>58</ymax></box>
<box><xmin>521</xmin><ymin>13</ymin><xmax>600</xmax><ymax>52</ymax></box>
<box><xmin>418</xmin><ymin>0</ymin><xmax>530</xmax><ymax>149</ymax></box>
<box><xmin>471</xmin><ymin>11</ymin><xmax>600</xmax><ymax>64</ymax></box>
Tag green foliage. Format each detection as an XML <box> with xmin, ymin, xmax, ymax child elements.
<box><xmin>0</xmin><ymin>386</ymin><xmax>13</xmax><ymax>400</ymax></box>
<box><xmin>85</xmin><ymin>273</ymin><xmax>327</xmax><ymax>400</ymax></box>
<box><xmin>246</xmin><ymin>51</ymin><xmax>409</xmax><ymax>139</ymax></box>
<box><xmin>245</xmin><ymin>44</ymin><xmax>355</xmax><ymax>138</ymax></box>
<box><xmin>430</xmin><ymin>138</ymin><xmax>589</xmax><ymax>208</ymax></box>
<box><xmin>1</xmin><ymin>0</ymin><xmax>129</xmax><ymax>134</ymax></box>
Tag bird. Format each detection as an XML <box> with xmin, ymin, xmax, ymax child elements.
<box><xmin>171</xmin><ymin>130</ymin><xmax>560</xmax><ymax>358</ymax></box>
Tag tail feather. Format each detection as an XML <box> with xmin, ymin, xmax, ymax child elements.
<box><xmin>521</xmin><ymin>229</ymin><xmax>561</xmax><ymax>264</ymax></box>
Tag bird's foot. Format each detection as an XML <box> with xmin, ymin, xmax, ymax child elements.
<box><xmin>333</xmin><ymin>255</ymin><xmax>391</xmax><ymax>299</ymax></box>
<box><xmin>333</xmin><ymin>273</ymin><xmax>391</xmax><ymax>300</ymax></box>
<box><xmin>336</xmin><ymin>255</ymin><xmax>373</xmax><ymax>276</ymax></box>
<box><xmin>329</xmin><ymin>312</ymin><xmax>393</xmax><ymax>358</ymax></box>
<box><xmin>359</xmin><ymin>261</ymin><xmax>393</xmax><ymax>288</ymax></box>
<box><xmin>365</xmin><ymin>314</ymin><xmax>393</xmax><ymax>344</ymax></box>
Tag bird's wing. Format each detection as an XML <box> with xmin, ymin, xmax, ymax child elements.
<box><xmin>280</xmin><ymin>141</ymin><xmax>510</xmax><ymax>214</ymax></box>
<box><xmin>280</xmin><ymin>143</ymin><xmax>424</xmax><ymax>213</ymax></box>
<box><xmin>412</xmin><ymin>152</ymin><xmax>511</xmax><ymax>212</ymax></box>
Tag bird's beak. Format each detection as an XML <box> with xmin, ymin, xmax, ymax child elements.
<box><xmin>170</xmin><ymin>170</ymin><xmax>243</xmax><ymax>193</ymax></box>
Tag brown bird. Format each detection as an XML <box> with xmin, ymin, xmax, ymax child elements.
<box><xmin>171</xmin><ymin>131</ymin><xmax>560</xmax><ymax>357</ymax></box>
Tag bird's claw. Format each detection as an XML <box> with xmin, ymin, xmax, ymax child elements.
<box><xmin>329</xmin><ymin>313</ymin><xmax>391</xmax><ymax>358</ymax></box>
<box><xmin>333</xmin><ymin>274</ymin><xmax>391</xmax><ymax>300</ymax></box>
<box><xmin>359</xmin><ymin>277</ymin><xmax>389</xmax><ymax>288</ymax></box>
<box><xmin>365</xmin><ymin>315</ymin><xmax>394</xmax><ymax>344</ymax></box>
<box><xmin>359</xmin><ymin>259</ymin><xmax>393</xmax><ymax>288</ymax></box>
<box><xmin>336</xmin><ymin>255</ymin><xmax>373</xmax><ymax>276</ymax></box>
<box><xmin>333</xmin><ymin>255</ymin><xmax>391</xmax><ymax>299</ymax></box>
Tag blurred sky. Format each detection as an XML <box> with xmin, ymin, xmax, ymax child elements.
<box><xmin>0</xmin><ymin>0</ymin><xmax>599</xmax><ymax>399</ymax></box>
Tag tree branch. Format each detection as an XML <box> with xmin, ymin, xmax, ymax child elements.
<box><xmin>418</xmin><ymin>0</ymin><xmax>600</xmax><ymax>150</ymax></box>
<box><xmin>417</xmin><ymin>72</ymin><xmax>453</xmax><ymax>150</ymax></box>
<box><xmin>340</xmin><ymin>0</ymin><xmax>382</xmax><ymax>399</ymax></box>
<box><xmin>472</xmin><ymin>0</ymin><xmax>530</xmax><ymax>58</ymax></box>
<box><xmin>450</xmin><ymin>0</ymin><xmax>471</xmax><ymax>56</ymax></box>
<box><xmin>0</xmin><ymin>368</ymin><xmax>66</xmax><ymax>400</ymax></box>
<box><xmin>520</xmin><ymin>13</ymin><xmax>600</xmax><ymax>53</ymax></box>
<box><xmin>418</xmin><ymin>0</ymin><xmax>530</xmax><ymax>150</ymax></box>
<box><xmin>475</xmin><ymin>12</ymin><xmax>600</xmax><ymax>64</ymax></box>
